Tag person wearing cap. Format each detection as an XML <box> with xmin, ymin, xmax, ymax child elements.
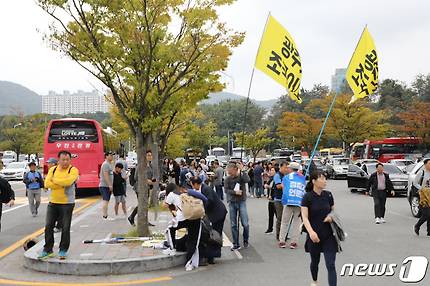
<box><xmin>99</xmin><ymin>151</ymin><xmax>114</xmax><ymax>220</ymax></box>
<box><xmin>23</xmin><ymin>162</ymin><xmax>44</xmax><ymax>217</ymax></box>
<box><xmin>278</xmin><ymin>162</ymin><xmax>306</xmax><ymax>249</ymax></box>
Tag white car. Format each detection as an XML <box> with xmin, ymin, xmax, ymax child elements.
<box><xmin>407</xmin><ymin>160</ymin><xmax>428</xmax><ymax>217</ymax></box>
<box><xmin>387</xmin><ymin>159</ymin><xmax>415</xmax><ymax>173</ymax></box>
<box><xmin>0</xmin><ymin>162</ymin><xmax>29</xmax><ymax>180</ymax></box>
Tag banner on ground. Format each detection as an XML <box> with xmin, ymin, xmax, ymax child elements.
<box><xmin>255</xmin><ymin>15</ymin><xmax>302</xmax><ymax>103</ymax></box>
<box><xmin>346</xmin><ymin>27</ymin><xmax>379</xmax><ymax>103</ymax></box>
<box><xmin>281</xmin><ymin>172</ymin><xmax>306</xmax><ymax>207</ymax></box>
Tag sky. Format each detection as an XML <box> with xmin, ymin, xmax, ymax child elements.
<box><xmin>1</xmin><ymin>0</ymin><xmax>430</xmax><ymax>101</ymax></box>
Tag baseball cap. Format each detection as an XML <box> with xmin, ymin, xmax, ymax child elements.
<box><xmin>46</xmin><ymin>158</ymin><xmax>58</xmax><ymax>164</ymax></box>
<box><xmin>289</xmin><ymin>162</ymin><xmax>301</xmax><ymax>171</ymax></box>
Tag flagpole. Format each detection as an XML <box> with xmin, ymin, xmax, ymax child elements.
<box><xmin>304</xmin><ymin>25</ymin><xmax>368</xmax><ymax>177</ymax></box>
<box><xmin>239</xmin><ymin>12</ymin><xmax>271</xmax><ymax>161</ymax></box>
<box><xmin>304</xmin><ymin>92</ymin><xmax>339</xmax><ymax>177</ymax></box>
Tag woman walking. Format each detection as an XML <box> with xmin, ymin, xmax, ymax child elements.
<box><xmin>301</xmin><ymin>171</ymin><xmax>338</xmax><ymax>286</ymax></box>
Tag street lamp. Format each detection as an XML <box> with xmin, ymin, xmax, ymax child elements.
<box><xmin>13</xmin><ymin>123</ymin><xmax>22</xmax><ymax>128</ymax></box>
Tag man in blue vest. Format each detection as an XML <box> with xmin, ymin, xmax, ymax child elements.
<box><xmin>24</xmin><ymin>162</ymin><xmax>44</xmax><ymax>217</ymax></box>
<box><xmin>278</xmin><ymin>162</ymin><xmax>305</xmax><ymax>249</ymax></box>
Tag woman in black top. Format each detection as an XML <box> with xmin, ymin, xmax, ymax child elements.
<box><xmin>301</xmin><ymin>170</ymin><xmax>338</xmax><ymax>286</ymax></box>
<box><xmin>247</xmin><ymin>162</ymin><xmax>255</xmax><ymax>198</ymax></box>
<box><xmin>265</xmin><ymin>167</ymin><xmax>276</xmax><ymax>234</ymax></box>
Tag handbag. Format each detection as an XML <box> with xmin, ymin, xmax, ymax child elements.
<box><xmin>201</xmin><ymin>216</ymin><xmax>223</xmax><ymax>247</ymax></box>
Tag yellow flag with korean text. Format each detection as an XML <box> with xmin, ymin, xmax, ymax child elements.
<box><xmin>346</xmin><ymin>27</ymin><xmax>379</xmax><ymax>103</ymax></box>
<box><xmin>255</xmin><ymin>15</ymin><xmax>302</xmax><ymax>103</ymax></box>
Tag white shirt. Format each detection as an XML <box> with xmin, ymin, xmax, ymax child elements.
<box><xmin>165</xmin><ymin>192</ymin><xmax>185</xmax><ymax>222</ymax></box>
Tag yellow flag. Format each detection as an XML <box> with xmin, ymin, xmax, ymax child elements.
<box><xmin>346</xmin><ymin>27</ymin><xmax>379</xmax><ymax>103</ymax></box>
<box><xmin>255</xmin><ymin>15</ymin><xmax>302</xmax><ymax>103</ymax></box>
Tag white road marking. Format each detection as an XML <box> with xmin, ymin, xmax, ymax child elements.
<box><xmin>222</xmin><ymin>232</ymin><xmax>242</xmax><ymax>260</ymax></box>
<box><xmin>1</xmin><ymin>203</ymin><xmax>29</xmax><ymax>214</ymax></box>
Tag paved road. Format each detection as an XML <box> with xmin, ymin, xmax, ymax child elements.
<box><xmin>0</xmin><ymin>181</ymin><xmax>96</xmax><ymax>255</ymax></box>
<box><xmin>0</xmin><ymin>179</ymin><xmax>429</xmax><ymax>285</ymax></box>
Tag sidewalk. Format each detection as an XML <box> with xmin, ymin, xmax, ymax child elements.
<box><xmin>24</xmin><ymin>188</ymin><xmax>187</xmax><ymax>275</ymax></box>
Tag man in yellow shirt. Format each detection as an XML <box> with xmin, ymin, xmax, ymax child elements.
<box><xmin>38</xmin><ymin>151</ymin><xmax>79</xmax><ymax>260</ymax></box>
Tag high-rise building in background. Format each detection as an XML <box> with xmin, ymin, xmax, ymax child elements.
<box><xmin>42</xmin><ymin>90</ymin><xmax>109</xmax><ymax>115</ymax></box>
<box><xmin>331</xmin><ymin>68</ymin><xmax>347</xmax><ymax>93</ymax></box>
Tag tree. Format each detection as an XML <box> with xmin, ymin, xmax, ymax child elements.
<box><xmin>412</xmin><ymin>74</ymin><xmax>430</xmax><ymax>101</ymax></box>
<box><xmin>375</xmin><ymin>79</ymin><xmax>415</xmax><ymax>114</ymax></box>
<box><xmin>327</xmin><ymin>94</ymin><xmax>391</xmax><ymax>155</ymax></box>
<box><xmin>235</xmin><ymin>128</ymin><xmax>274</xmax><ymax>162</ymax></box>
<box><xmin>397</xmin><ymin>101</ymin><xmax>430</xmax><ymax>149</ymax></box>
<box><xmin>198</xmin><ymin>99</ymin><xmax>265</xmax><ymax>136</ymax></box>
<box><xmin>277</xmin><ymin>112</ymin><xmax>324</xmax><ymax>152</ymax></box>
<box><xmin>38</xmin><ymin>0</ymin><xmax>244</xmax><ymax>236</ymax></box>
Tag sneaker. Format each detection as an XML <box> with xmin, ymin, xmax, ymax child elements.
<box><xmin>102</xmin><ymin>216</ymin><xmax>114</xmax><ymax>221</ymax></box>
<box><xmin>265</xmin><ymin>229</ymin><xmax>273</xmax><ymax>234</ymax></box>
<box><xmin>243</xmin><ymin>241</ymin><xmax>249</xmax><ymax>248</ymax></box>
<box><xmin>230</xmin><ymin>245</ymin><xmax>241</xmax><ymax>251</ymax></box>
<box><xmin>278</xmin><ymin>242</ymin><xmax>287</xmax><ymax>248</ymax></box>
<box><xmin>375</xmin><ymin>218</ymin><xmax>381</xmax><ymax>224</ymax></box>
<box><xmin>162</xmin><ymin>248</ymin><xmax>176</xmax><ymax>256</ymax></box>
<box><xmin>58</xmin><ymin>250</ymin><xmax>68</xmax><ymax>260</ymax></box>
<box><xmin>290</xmin><ymin>242</ymin><xmax>298</xmax><ymax>249</ymax></box>
<box><xmin>38</xmin><ymin>251</ymin><xmax>55</xmax><ymax>260</ymax></box>
<box><xmin>380</xmin><ymin>218</ymin><xmax>386</xmax><ymax>223</ymax></box>
<box><xmin>185</xmin><ymin>264</ymin><xmax>194</xmax><ymax>271</ymax></box>
<box><xmin>32</xmin><ymin>213</ymin><xmax>37</xmax><ymax>217</ymax></box>
<box><xmin>310</xmin><ymin>281</ymin><xmax>318</xmax><ymax>286</ymax></box>
<box><xmin>127</xmin><ymin>216</ymin><xmax>136</xmax><ymax>226</ymax></box>
<box><xmin>414</xmin><ymin>226</ymin><xmax>420</xmax><ymax>236</ymax></box>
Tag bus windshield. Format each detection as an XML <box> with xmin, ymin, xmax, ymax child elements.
<box><xmin>48</xmin><ymin>121</ymin><xmax>98</xmax><ymax>143</ymax></box>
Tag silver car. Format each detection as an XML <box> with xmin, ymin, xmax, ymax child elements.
<box><xmin>406</xmin><ymin>160</ymin><xmax>427</xmax><ymax>218</ymax></box>
<box><xmin>0</xmin><ymin>162</ymin><xmax>29</xmax><ymax>180</ymax></box>
<box><xmin>327</xmin><ymin>158</ymin><xmax>351</xmax><ymax>179</ymax></box>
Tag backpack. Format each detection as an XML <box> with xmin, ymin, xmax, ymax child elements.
<box><xmin>0</xmin><ymin>177</ymin><xmax>14</xmax><ymax>203</ymax></box>
<box><xmin>180</xmin><ymin>193</ymin><xmax>205</xmax><ymax>220</ymax></box>
<box><xmin>52</xmin><ymin>166</ymin><xmax>76</xmax><ymax>187</ymax></box>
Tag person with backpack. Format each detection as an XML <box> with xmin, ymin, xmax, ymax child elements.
<box><xmin>225</xmin><ymin>162</ymin><xmax>250</xmax><ymax>250</ymax></box>
<box><xmin>113</xmin><ymin>163</ymin><xmax>128</xmax><ymax>218</ymax></box>
<box><xmin>0</xmin><ymin>176</ymin><xmax>15</xmax><ymax>231</ymax></box>
<box><xmin>279</xmin><ymin>162</ymin><xmax>306</xmax><ymax>249</ymax></box>
<box><xmin>39</xmin><ymin>150</ymin><xmax>79</xmax><ymax>260</ymax></box>
<box><xmin>23</xmin><ymin>162</ymin><xmax>44</xmax><ymax>217</ymax></box>
<box><xmin>301</xmin><ymin>170</ymin><xmax>338</xmax><ymax>286</ymax></box>
<box><xmin>164</xmin><ymin>182</ymin><xmax>206</xmax><ymax>271</ymax></box>
<box><xmin>414</xmin><ymin>158</ymin><xmax>430</xmax><ymax>236</ymax></box>
<box><xmin>45</xmin><ymin>158</ymin><xmax>62</xmax><ymax>233</ymax></box>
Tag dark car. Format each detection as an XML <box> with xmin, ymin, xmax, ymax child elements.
<box><xmin>347</xmin><ymin>163</ymin><xmax>409</xmax><ymax>196</ymax></box>
<box><xmin>302</xmin><ymin>159</ymin><xmax>328</xmax><ymax>178</ymax></box>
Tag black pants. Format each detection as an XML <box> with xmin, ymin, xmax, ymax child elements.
<box><xmin>373</xmin><ymin>191</ymin><xmax>387</xmax><ymax>218</ymax></box>
<box><xmin>310</xmin><ymin>250</ymin><xmax>337</xmax><ymax>286</ymax></box>
<box><xmin>170</xmin><ymin>219</ymin><xmax>201</xmax><ymax>261</ymax></box>
<box><xmin>215</xmin><ymin>185</ymin><xmax>223</xmax><ymax>201</ymax></box>
<box><xmin>43</xmin><ymin>203</ymin><xmax>75</xmax><ymax>252</ymax></box>
<box><xmin>267</xmin><ymin>201</ymin><xmax>276</xmax><ymax>231</ymax></box>
<box><xmin>415</xmin><ymin>207</ymin><xmax>430</xmax><ymax>234</ymax></box>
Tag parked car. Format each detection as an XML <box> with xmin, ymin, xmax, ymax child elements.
<box><xmin>326</xmin><ymin>158</ymin><xmax>351</xmax><ymax>179</ymax></box>
<box><xmin>404</xmin><ymin>163</ymin><xmax>417</xmax><ymax>175</ymax></box>
<box><xmin>387</xmin><ymin>159</ymin><xmax>415</xmax><ymax>173</ymax></box>
<box><xmin>354</xmin><ymin>159</ymin><xmax>378</xmax><ymax>166</ymax></box>
<box><xmin>0</xmin><ymin>161</ymin><xmax>29</xmax><ymax>181</ymax></box>
<box><xmin>347</xmin><ymin>163</ymin><xmax>408</xmax><ymax>196</ymax></box>
<box><xmin>1</xmin><ymin>151</ymin><xmax>17</xmax><ymax>167</ymax></box>
<box><xmin>291</xmin><ymin>154</ymin><xmax>302</xmax><ymax>162</ymax></box>
<box><xmin>302</xmin><ymin>159</ymin><xmax>328</xmax><ymax>177</ymax></box>
<box><xmin>406</xmin><ymin>160</ymin><xmax>428</xmax><ymax>218</ymax></box>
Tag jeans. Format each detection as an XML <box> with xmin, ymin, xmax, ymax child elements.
<box><xmin>228</xmin><ymin>200</ymin><xmax>249</xmax><ymax>247</ymax></box>
<box><xmin>43</xmin><ymin>203</ymin><xmax>75</xmax><ymax>253</ymax></box>
<box><xmin>27</xmin><ymin>188</ymin><xmax>41</xmax><ymax>215</ymax></box>
<box><xmin>373</xmin><ymin>191</ymin><xmax>387</xmax><ymax>218</ymax></box>
<box><xmin>215</xmin><ymin>185</ymin><xmax>224</xmax><ymax>201</ymax></box>
<box><xmin>274</xmin><ymin>201</ymin><xmax>284</xmax><ymax>240</ymax></box>
<box><xmin>267</xmin><ymin>201</ymin><xmax>276</xmax><ymax>231</ymax></box>
<box><xmin>310</xmin><ymin>250</ymin><xmax>337</xmax><ymax>286</ymax></box>
<box><xmin>415</xmin><ymin>207</ymin><xmax>430</xmax><ymax>234</ymax></box>
<box><xmin>279</xmin><ymin>205</ymin><xmax>301</xmax><ymax>243</ymax></box>
<box><xmin>255</xmin><ymin>183</ymin><xmax>264</xmax><ymax>198</ymax></box>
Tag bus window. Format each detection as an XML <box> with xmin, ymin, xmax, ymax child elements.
<box><xmin>48</xmin><ymin>121</ymin><xmax>98</xmax><ymax>143</ymax></box>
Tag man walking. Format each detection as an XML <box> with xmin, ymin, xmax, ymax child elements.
<box><xmin>24</xmin><ymin>162</ymin><xmax>44</xmax><ymax>217</ymax></box>
<box><xmin>273</xmin><ymin>162</ymin><xmax>288</xmax><ymax>240</ymax></box>
<box><xmin>253</xmin><ymin>161</ymin><xmax>264</xmax><ymax>198</ymax></box>
<box><xmin>39</xmin><ymin>150</ymin><xmax>79</xmax><ymax>260</ymax></box>
<box><xmin>213</xmin><ymin>160</ymin><xmax>224</xmax><ymax>200</ymax></box>
<box><xmin>278</xmin><ymin>162</ymin><xmax>305</xmax><ymax>249</ymax></box>
<box><xmin>0</xmin><ymin>176</ymin><xmax>15</xmax><ymax>231</ymax></box>
<box><xmin>367</xmin><ymin>163</ymin><xmax>395</xmax><ymax>224</ymax></box>
<box><xmin>99</xmin><ymin>151</ymin><xmax>114</xmax><ymax>220</ymax></box>
<box><xmin>225</xmin><ymin>162</ymin><xmax>250</xmax><ymax>250</ymax></box>
<box><xmin>414</xmin><ymin>158</ymin><xmax>430</xmax><ymax>236</ymax></box>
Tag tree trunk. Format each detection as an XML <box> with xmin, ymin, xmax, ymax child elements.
<box><xmin>149</xmin><ymin>134</ymin><xmax>160</xmax><ymax>214</ymax></box>
<box><xmin>136</xmin><ymin>130</ymin><xmax>150</xmax><ymax>237</ymax></box>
